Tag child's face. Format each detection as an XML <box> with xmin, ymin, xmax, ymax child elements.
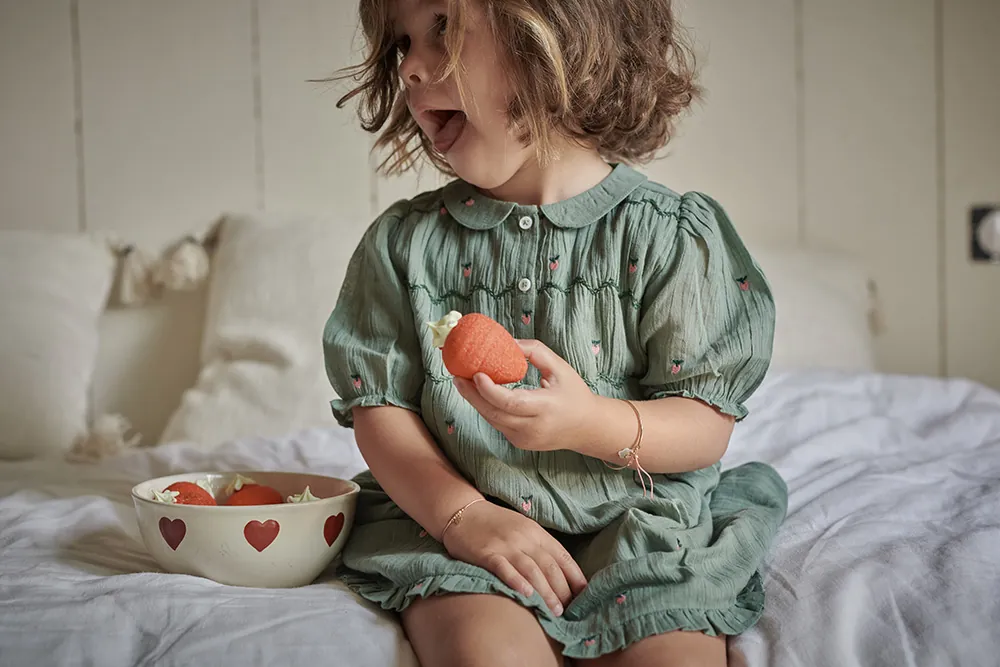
<box><xmin>393</xmin><ymin>0</ymin><xmax>534</xmax><ymax>189</ymax></box>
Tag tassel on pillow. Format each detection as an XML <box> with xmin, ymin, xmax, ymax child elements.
<box><xmin>111</xmin><ymin>241</ymin><xmax>159</xmax><ymax>307</ymax></box>
<box><xmin>867</xmin><ymin>279</ymin><xmax>886</xmax><ymax>336</ymax></box>
<box><xmin>152</xmin><ymin>235</ymin><xmax>210</xmax><ymax>292</ymax></box>
<box><xmin>66</xmin><ymin>413</ymin><xmax>143</xmax><ymax>462</ymax></box>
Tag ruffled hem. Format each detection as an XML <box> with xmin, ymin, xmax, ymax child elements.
<box><xmin>329</xmin><ymin>394</ymin><xmax>421</xmax><ymax>428</ymax></box>
<box><xmin>646</xmin><ymin>388</ymin><xmax>750</xmax><ymax>421</ymax></box>
<box><xmin>338</xmin><ymin>568</ymin><xmax>765</xmax><ymax>659</ymax></box>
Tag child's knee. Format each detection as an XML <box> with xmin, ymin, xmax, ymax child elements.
<box><xmin>402</xmin><ymin>594</ymin><xmax>563</xmax><ymax>667</ymax></box>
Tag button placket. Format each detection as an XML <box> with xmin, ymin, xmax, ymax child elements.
<box><xmin>512</xmin><ymin>208</ymin><xmax>539</xmax><ymax>350</ymax></box>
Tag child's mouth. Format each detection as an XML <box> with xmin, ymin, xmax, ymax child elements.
<box><xmin>430</xmin><ymin>110</ymin><xmax>467</xmax><ymax>154</ymax></box>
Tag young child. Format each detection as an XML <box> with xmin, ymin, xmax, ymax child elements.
<box><xmin>323</xmin><ymin>0</ymin><xmax>788</xmax><ymax>665</ymax></box>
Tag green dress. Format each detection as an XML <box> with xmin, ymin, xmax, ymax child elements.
<box><xmin>322</xmin><ymin>164</ymin><xmax>788</xmax><ymax>659</ymax></box>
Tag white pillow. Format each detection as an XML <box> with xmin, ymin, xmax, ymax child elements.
<box><xmin>160</xmin><ymin>212</ymin><xmax>363</xmax><ymax>448</ymax></box>
<box><xmin>0</xmin><ymin>230</ymin><xmax>115</xmax><ymax>459</ymax></box>
<box><xmin>750</xmin><ymin>244</ymin><xmax>877</xmax><ymax>373</ymax></box>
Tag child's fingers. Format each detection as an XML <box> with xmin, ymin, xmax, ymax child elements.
<box><xmin>484</xmin><ymin>553</ymin><xmax>534</xmax><ymax>599</ymax></box>
<box><xmin>454</xmin><ymin>377</ymin><xmax>533</xmax><ymax>432</ymax></box>
<box><xmin>547</xmin><ymin>542</ymin><xmax>588</xmax><ymax>596</ymax></box>
<box><xmin>510</xmin><ymin>552</ymin><xmax>564</xmax><ymax>616</ymax></box>
<box><xmin>472</xmin><ymin>373</ymin><xmax>540</xmax><ymax>416</ymax></box>
<box><xmin>534</xmin><ymin>549</ymin><xmax>573</xmax><ymax>607</ymax></box>
<box><xmin>453</xmin><ymin>377</ymin><xmax>505</xmax><ymax>422</ymax></box>
<box><xmin>516</xmin><ymin>340</ymin><xmax>573</xmax><ymax>381</ymax></box>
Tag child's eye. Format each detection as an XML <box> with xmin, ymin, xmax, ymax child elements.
<box><xmin>434</xmin><ymin>14</ymin><xmax>448</xmax><ymax>37</ymax></box>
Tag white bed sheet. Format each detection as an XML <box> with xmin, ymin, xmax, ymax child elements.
<box><xmin>1</xmin><ymin>371</ymin><xmax>998</xmax><ymax>667</ymax></box>
<box><xmin>0</xmin><ymin>429</ymin><xmax>416</xmax><ymax>667</ymax></box>
<box><xmin>727</xmin><ymin>372</ymin><xmax>1000</xmax><ymax>667</ymax></box>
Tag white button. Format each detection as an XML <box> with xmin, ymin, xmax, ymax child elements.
<box><xmin>518</xmin><ymin>216</ymin><xmax>533</xmax><ymax>230</ymax></box>
<box><xmin>517</xmin><ymin>278</ymin><xmax>532</xmax><ymax>292</ymax></box>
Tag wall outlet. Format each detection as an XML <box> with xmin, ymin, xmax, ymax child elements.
<box><xmin>970</xmin><ymin>206</ymin><xmax>1000</xmax><ymax>263</ymax></box>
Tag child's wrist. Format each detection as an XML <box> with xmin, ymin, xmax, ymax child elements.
<box><xmin>439</xmin><ymin>497</ymin><xmax>486</xmax><ymax>542</ymax></box>
<box><xmin>572</xmin><ymin>395</ymin><xmax>637</xmax><ymax>462</ymax></box>
<box><xmin>430</xmin><ymin>489</ymin><xmax>486</xmax><ymax>541</ymax></box>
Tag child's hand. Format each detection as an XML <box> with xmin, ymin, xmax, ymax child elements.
<box><xmin>453</xmin><ymin>339</ymin><xmax>601</xmax><ymax>453</ymax></box>
<box><xmin>442</xmin><ymin>499</ymin><xmax>587</xmax><ymax>616</ymax></box>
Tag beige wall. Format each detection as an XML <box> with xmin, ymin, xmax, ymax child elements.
<box><xmin>1</xmin><ymin>0</ymin><xmax>998</xmax><ymax>423</ymax></box>
<box><xmin>942</xmin><ymin>0</ymin><xmax>1000</xmax><ymax>389</ymax></box>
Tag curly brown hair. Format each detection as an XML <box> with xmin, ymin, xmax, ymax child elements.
<box><xmin>332</xmin><ymin>0</ymin><xmax>701</xmax><ymax>177</ymax></box>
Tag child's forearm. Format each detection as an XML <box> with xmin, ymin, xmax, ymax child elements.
<box><xmin>573</xmin><ymin>396</ymin><xmax>735</xmax><ymax>474</ymax></box>
<box><xmin>352</xmin><ymin>406</ymin><xmax>484</xmax><ymax>540</ymax></box>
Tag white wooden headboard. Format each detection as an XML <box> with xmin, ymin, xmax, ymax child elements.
<box><xmin>1</xmin><ymin>0</ymin><xmax>998</xmax><ymax>441</ymax></box>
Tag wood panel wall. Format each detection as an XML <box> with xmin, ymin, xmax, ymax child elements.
<box><xmin>1</xmin><ymin>0</ymin><xmax>998</xmax><ymax>440</ymax></box>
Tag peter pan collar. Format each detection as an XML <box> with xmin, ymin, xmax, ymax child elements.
<box><xmin>441</xmin><ymin>163</ymin><xmax>647</xmax><ymax>230</ymax></box>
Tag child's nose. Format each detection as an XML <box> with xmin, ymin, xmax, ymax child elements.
<box><xmin>399</xmin><ymin>48</ymin><xmax>433</xmax><ymax>89</ymax></box>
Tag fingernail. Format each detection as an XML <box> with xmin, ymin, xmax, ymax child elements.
<box><xmin>553</xmin><ymin>603</ymin><xmax>564</xmax><ymax>616</ymax></box>
<box><xmin>523</xmin><ymin>586</ymin><xmax>534</xmax><ymax>597</ymax></box>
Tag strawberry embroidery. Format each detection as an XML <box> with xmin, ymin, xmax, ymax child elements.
<box><xmin>465</xmin><ymin>198</ymin><xmax>475</xmax><ymax>207</ymax></box>
<box><xmin>419</xmin><ymin>529</ymin><xmax>428</xmax><ymax>538</ymax></box>
<box><xmin>584</xmin><ymin>637</ymin><xmax>598</xmax><ymax>648</ymax></box>
<box><xmin>615</xmin><ymin>593</ymin><xmax>627</xmax><ymax>605</ymax></box>
<box><xmin>446</xmin><ymin>418</ymin><xmax>456</xmax><ymax>435</ymax></box>
<box><xmin>670</xmin><ymin>359</ymin><xmax>684</xmax><ymax>375</ymax></box>
<box><xmin>591</xmin><ymin>340</ymin><xmax>601</xmax><ymax>355</ymax></box>
<box><xmin>439</xmin><ymin>206</ymin><xmax>448</xmax><ymax>216</ymax></box>
<box><xmin>548</xmin><ymin>255</ymin><xmax>560</xmax><ymax>271</ymax></box>
<box><xmin>520</xmin><ymin>496</ymin><xmax>533</xmax><ymax>513</ymax></box>
<box><xmin>628</xmin><ymin>257</ymin><xmax>639</xmax><ymax>274</ymax></box>
<box><xmin>462</xmin><ymin>262</ymin><xmax>472</xmax><ymax>278</ymax></box>
<box><xmin>350</xmin><ymin>374</ymin><xmax>362</xmax><ymax>389</ymax></box>
<box><xmin>736</xmin><ymin>276</ymin><xmax>750</xmax><ymax>291</ymax></box>
<box><xmin>521</xmin><ymin>310</ymin><xmax>532</xmax><ymax>325</ymax></box>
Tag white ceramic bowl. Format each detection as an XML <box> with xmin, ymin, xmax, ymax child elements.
<box><xmin>132</xmin><ymin>471</ymin><xmax>360</xmax><ymax>588</ymax></box>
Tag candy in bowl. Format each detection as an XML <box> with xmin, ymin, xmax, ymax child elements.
<box><xmin>132</xmin><ymin>471</ymin><xmax>359</xmax><ymax>588</ymax></box>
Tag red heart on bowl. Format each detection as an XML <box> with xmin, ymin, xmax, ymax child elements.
<box><xmin>159</xmin><ymin>517</ymin><xmax>186</xmax><ymax>551</ymax></box>
<box><xmin>324</xmin><ymin>513</ymin><xmax>345</xmax><ymax>547</ymax></box>
<box><xmin>244</xmin><ymin>519</ymin><xmax>280</xmax><ymax>552</ymax></box>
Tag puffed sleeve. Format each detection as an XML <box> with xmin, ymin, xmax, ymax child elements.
<box><xmin>323</xmin><ymin>208</ymin><xmax>424</xmax><ymax>428</ymax></box>
<box><xmin>637</xmin><ymin>192</ymin><xmax>775</xmax><ymax>420</ymax></box>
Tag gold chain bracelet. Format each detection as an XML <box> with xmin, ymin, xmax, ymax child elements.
<box><xmin>440</xmin><ymin>497</ymin><xmax>485</xmax><ymax>540</ymax></box>
<box><xmin>604</xmin><ymin>400</ymin><xmax>654</xmax><ymax>498</ymax></box>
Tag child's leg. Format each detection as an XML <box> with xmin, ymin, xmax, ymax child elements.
<box><xmin>575</xmin><ymin>631</ymin><xmax>726</xmax><ymax>667</ymax></box>
<box><xmin>402</xmin><ymin>593</ymin><xmax>565</xmax><ymax>667</ymax></box>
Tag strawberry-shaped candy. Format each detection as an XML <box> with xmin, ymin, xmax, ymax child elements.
<box><xmin>160</xmin><ymin>481</ymin><xmax>216</xmax><ymax>505</ymax></box>
<box><xmin>226</xmin><ymin>484</ymin><xmax>284</xmax><ymax>506</ymax></box>
<box><xmin>427</xmin><ymin>311</ymin><xmax>528</xmax><ymax>385</ymax></box>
